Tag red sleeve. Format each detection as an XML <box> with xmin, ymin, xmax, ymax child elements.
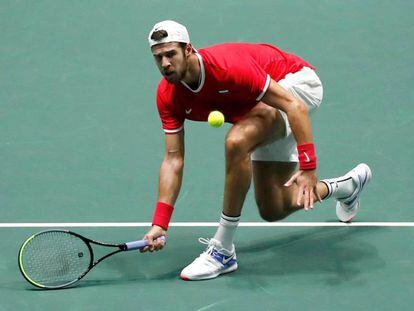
<box><xmin>156</xmin><ymin>86</ymin><xmax>184</xmax><ymax>134</ymax></box>
<box><xmin>228</xmin><ymin>56</ymin><xmax>271</xmax><ymax>102</ymax></box>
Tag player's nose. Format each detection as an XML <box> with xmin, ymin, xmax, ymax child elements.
<box><xmin>161</xmin><ymin>57</ymin><xmax>171</xmax><ymax>69</ymax></box>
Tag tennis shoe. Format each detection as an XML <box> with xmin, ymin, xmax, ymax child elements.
<box><xmin>336</xmin><ymin>163</ymin><xmax>372</xmax><ymax>222</ymax></box>
<box><xmin>180</xmin><ymin>238</ymin><xmax>237</xmax><ymax>281</ymax></box>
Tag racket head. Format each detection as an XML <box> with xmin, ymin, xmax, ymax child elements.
<box><xmin>18</xmin><ymin>230</ymin><xmax>93</xmax><ymax>289</ymax></box>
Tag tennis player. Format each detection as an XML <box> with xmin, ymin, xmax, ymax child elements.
<box><xmin>141</xmin><ymin>20</ymin><xmax>372</xmax><ymax>281</ymax></box>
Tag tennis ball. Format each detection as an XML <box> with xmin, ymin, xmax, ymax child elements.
<box><xmin>208</xmin><ymin>111</ymin><xmax>225</xmax><ymax>128</ymax></box>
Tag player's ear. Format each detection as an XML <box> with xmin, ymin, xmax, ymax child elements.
<box><xmin>184</xmin><ymin>43</ymin><xmax>193</xmax><ymax>57</ymax></box>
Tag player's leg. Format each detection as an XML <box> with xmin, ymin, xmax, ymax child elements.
<box><xmin>252</xmin><ymin>160</ymin><xmax>372</xmax><ymax>222</ymax></box>
<box><xmin>252</xmin><ymin>161</ymin><xmax>329</xmax><ymax>221</ymax></box>
<box><xmin>180</xmin><ymin>103</ymin><xmax>285</xmax><ymax>281</ymax></box>
<box><xmin>220</xmin><ymin>104</ymin><xmax>286</xmax><ymax>218</ymax></box>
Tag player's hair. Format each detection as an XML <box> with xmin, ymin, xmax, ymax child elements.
<box><xmin>178</xmin><ymin>42</ymin><xmax>187</xmax><ymax>50</ymax></box>
<box><xmin>150</xmin><ymin>30</ymin><xmax>168</xmax><ymax>41</ymax></box>
<box><xmin>151</xmin><ymin>30</ymin><xmax>188</xmax><ymax>51</ymax></box>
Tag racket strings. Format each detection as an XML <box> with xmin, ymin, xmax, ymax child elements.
<box><xmin>20</xmin><ymin>231</ymin><xmax>91</xmax><ymax>287</ymax></box>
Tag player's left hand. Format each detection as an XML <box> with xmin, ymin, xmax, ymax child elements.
<box><xmin>284</xmin><ymin>169</ymin><xmax>323</xmax><ymax>210</ymax></box>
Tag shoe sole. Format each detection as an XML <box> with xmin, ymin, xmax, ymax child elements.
<box><xmin>180</xmin><ymin>263</ymin><xmax>238</xmax><ymax>281</ymax></box>
<box><xmin>336</xmin><ymin>163</ymin><xmax>372</xmax><ymax>223</ymax></box>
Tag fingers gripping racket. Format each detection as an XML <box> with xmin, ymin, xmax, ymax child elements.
<box><xmin>18</xmin><ymin>229</ymin><xmax>164</xmax><ymax>289</ymax></box>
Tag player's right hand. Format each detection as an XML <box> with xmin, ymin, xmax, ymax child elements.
<box><xmin>140</xmin><ymin>225</ymin><xmax>167</xmax><ymax>253</ymax></box>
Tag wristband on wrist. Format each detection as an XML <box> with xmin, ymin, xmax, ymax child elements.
<box><xmin>297</xmin><ymin>142</ymin><xmax>317</xmax><ymax>170</ymax></box>
<box><xmin>152</xmin><ymin>201</ymin><xmax>174</xmax><ymax>230</ymax></box>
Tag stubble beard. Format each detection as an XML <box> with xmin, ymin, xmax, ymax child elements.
<box><xmin>162</xmin><ymin>50</ymin><xmax>189</xmax><ymax>84</ymax></box>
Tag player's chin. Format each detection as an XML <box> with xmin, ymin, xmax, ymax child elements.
<box><xmin>164</xmin><ymin>73</ymin><xmax>180</xmax><ymax>83</ymax></box>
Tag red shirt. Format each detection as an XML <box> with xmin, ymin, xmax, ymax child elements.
<box><xmin>156</xmin><ymin>42</ymin><xmax>314</xmax><ymax>133</ymax></box>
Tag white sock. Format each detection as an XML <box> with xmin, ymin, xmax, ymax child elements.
<box><xmin>321</xmin><ymin>175</ymin><xmax>356</xmax><ymax>200</ymax></box>
<box><xmin>213</xmin><ymin>213</ymin><xmax>240</xmax><ymax>252</ymax></box>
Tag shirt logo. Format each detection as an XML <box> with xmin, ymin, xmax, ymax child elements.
<box><xmin>303</xmin><ymin>152</ymin><xmax>311</xmax><ymax>163</ymax></box>
<box><xmin>185</xmin><ymin>108</ymin><xmax>192</xmax><ymax>114</ymax></box>
<box><xmin>218</xmin><ymin>90</ymin><xmax>230</xmax><ymax>94</ymax></box>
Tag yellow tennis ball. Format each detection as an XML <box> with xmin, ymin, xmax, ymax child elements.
<box><xmin>208</xmin><ymin>111</ymin><xmax>225</xmax><ymax>128</ymax></box>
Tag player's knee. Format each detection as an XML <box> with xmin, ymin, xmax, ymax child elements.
<box><xmin>225</xmin><ymin>134</ymin><xmax>248</xmax><ymax>156</ymax></box>
<box><xmin>256</xmin><ymin>201</ymin><xmax>287</xmax><ymax>222</ymax></box>
<box><xmin>258</xmin><ymin>209</ymin><xmax>287</xmax><ymax>222</ymax></box>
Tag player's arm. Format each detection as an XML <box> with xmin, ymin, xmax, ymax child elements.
<box><xmin>262</xmin><ymin>79</ymin><xmax>321</xmax><ymax>209</ymax></box>
<box><xmin>141</xmin><ymin>130</ymin><xmax>185</xmax><ymax>252</ymax></box>
<box><xmin>158</xmin><ymin>130</ymin><xmax>185</xmax><ymax>205</ymax></box>
<box><xmin>262</xmin><ymin>79</ymin><xmax>312</xmax><ymax>145</ymax></box>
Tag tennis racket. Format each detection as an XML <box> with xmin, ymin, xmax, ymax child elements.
<box><xmin>18</xmin><ymin>229</ymin><xmax>165</xmax><ymax>289</ymax></box>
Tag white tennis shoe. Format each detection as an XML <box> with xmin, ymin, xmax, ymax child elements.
<box><xmin>180</xmin><ymin>238</ymin><xmax>238</xmax><ymax>281</ymax></box>
<box><xmin>336</xmin><ymin>163</ymin><xmax>372</xmax><ymax>222</ymax></box>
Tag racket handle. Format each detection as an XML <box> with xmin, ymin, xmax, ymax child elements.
<box><xmin>125</xmin><ymin>236</ymin><xmax>166</xmax><ymax>251</ymax></box>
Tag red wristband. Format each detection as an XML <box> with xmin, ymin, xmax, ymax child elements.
<box><xmin>152</xmin><ymin>202</ymin><xmax>174</xmax><ymax>230</ymax></box>
<box><xmin>297</xmin><ymin>143</ymin><xmax>317</xmax><ymax>170</ymax></box>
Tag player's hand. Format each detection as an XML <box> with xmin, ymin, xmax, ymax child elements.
<box><xmin>284</xmin><ymin>169</ymin><xmax>322</xmax><ymax>211</ymax></box>
<box><xmin>140</xmin><ymin>225</ymin><xmax>167</xmax><ymax>253</ymax></box>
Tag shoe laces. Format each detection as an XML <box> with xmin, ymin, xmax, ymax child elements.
<box><xmin>198</xmin><ymin>237</ymin><xmax>212</xmax><ymax>246</ymax></box>
<box><xmin>197</xmin><ymin>237</ymin><xmax>234</xmax><ymax>261</ymax></box>
<box><xmin>193</xmin><ymin>237</ymin><xmax>233</xmax><ymax>268</ymax></box>
<box><xmin>198</xmin><ymin>238</ymin><xmax>216</xmax><ymax>255</ymax></box>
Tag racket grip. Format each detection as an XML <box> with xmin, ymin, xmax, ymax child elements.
<box><xmin>125</xmin><ymin>236</ymin><xmax>166</xmax><ymax>251</ymax></box>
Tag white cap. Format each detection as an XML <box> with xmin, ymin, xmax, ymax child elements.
<box><xmin>148</xmin><ymin>20</ymin><xmax>190</xmax><ymax>48</ymax></box>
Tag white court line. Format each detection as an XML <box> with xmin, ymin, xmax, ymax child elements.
<box><xmin>1</xmin><ymin>222</ymin><xmax>414</xmax><ymax>228</ymax></box>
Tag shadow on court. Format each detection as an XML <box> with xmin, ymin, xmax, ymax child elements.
<box><xmin>14</xmin><ymin>263</ymin><xmax>182</xmax><ymax>291</ymax></box>
<box><xmin>235</xmin><ymin>226</ymin><xmax>386</xmax><ymax>286</ymax></box>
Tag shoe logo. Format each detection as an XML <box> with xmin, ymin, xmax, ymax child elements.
<box><xmin>213</xmin><ymin>250</ymin><xmax>234</xmax><ymax>265</ymax></box>
<box><xmin>303</xmin><ymin>152</ymin><xmax>311</xmax><ymax>162</ymax></box>
<box><xmin>185</xmin><ymin>108</ymin><xmax>192</xmax><ymax>114</ymax></box>
<box><xmin>218</xmin><ymin>89</ymin><xmax>230</xmax><ymax>94</ymax></box>
<box><xmin>222</xmin><ymin>254</ymin><xmax>234</xmax><ymax>265</ymax></box>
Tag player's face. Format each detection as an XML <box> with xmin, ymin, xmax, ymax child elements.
<box><xmin>151</xmin><ymin>42</ymin><xmax>189</xmax><ymax>83</ymax></box>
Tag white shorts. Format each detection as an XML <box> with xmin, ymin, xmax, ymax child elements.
<box><xmin>251</xmin><ymin>66</ymin><xmax>323</xmax><ymax>162</ymax></box>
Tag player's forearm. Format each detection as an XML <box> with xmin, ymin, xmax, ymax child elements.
<box><xmin>285</xmin><ymin>99</ymin><xmax>313</xmax><ymax>145</ymax></box>
<box><xmin>157</xmin><ymin>156</ymin><xmax>184</xmax><ymax>205</ymax></box>
<box><xmin>263</xmin><ymin>80</ymin><xmax>313</xmax><ymax>144</ymax></box>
